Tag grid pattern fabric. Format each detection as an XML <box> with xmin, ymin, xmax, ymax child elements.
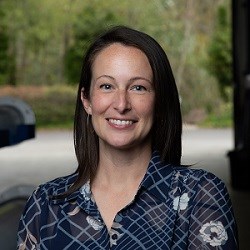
<box><xmin>17</xmin><ymin>152</ymin><xmax>238</xmax><ymax>249</ymax></box>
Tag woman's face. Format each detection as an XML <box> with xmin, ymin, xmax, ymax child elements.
<box><xmin>82</xmin><ymin>43</ymin><xmax>155</xmax><ymax>150</ymax></box>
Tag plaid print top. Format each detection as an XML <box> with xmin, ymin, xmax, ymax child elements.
<box><xmin>17</xmin><ymin>152</ymin><xmax>238</xmax><ymax>249</ymax></box>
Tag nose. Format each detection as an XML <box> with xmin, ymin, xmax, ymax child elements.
<box><xmin>113</xmin><ymin>90</ymin><xmax>131</xmax><ymax>113</ymax></box>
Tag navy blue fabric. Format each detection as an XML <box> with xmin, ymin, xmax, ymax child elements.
<box><xmin>17</xmin><ymin>152</ymin><xmax>238</xmax><ymax>249</ymax></box>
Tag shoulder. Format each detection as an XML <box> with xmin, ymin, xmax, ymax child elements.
<box><xmin>32</xmin><ymin>173</ymin><xmax>78</xmax><ymax>200</ymax></box>
<box><xmin>150</xmin><ymin>152</ymin><xmax>224</xmax><ymax>189</ymax></box>
<box><xmin>172</xmin><ymin>166</ymin><xmax>224</xmax><ymax>183</ymax></box>
<box><xmin>19</xmin><ymin>174</ymin><xmax>78</xmax><ymax>223</ymax></box>
<box><xmin>167</xmin><ymin>166</ymin><xmax>232</xmax><ymax>214</ymax></box>
<box><xmin>170</xmin><ymin>166</ymin><xmax>227</xmax><ymax>195</ymax></box>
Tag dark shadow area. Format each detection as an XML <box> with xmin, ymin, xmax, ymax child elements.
<box><xmin>0</xmin><ymin>200</ymin><xmax>27</xmax><ymax>249</ymax></box>
<box><xmin>230</xmin><ymin>189</ymin><xmax>250</xmax><ymax>250</ymax></box>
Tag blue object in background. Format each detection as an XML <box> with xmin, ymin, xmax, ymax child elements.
<box><xmin>0</xmin><ymin>96</ymin><xmax>35</xmax><ymax>148</ymax></box>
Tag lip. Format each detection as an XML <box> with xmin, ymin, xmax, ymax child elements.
<box><xmin>106</xmin><ymin>118</ymin><xmax>137</xmax><ymax>128</ymax></box>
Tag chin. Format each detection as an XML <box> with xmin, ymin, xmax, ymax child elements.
<box><xmin>110</xmin><ymin>142</ymin><xmax>134</xmax><ymax>149</ymax></box>
<box><xmin>109</xmin><ymin>140</ymin><xmax>150</xmax><ymax>151</ymax></box>
<box><xmin>100</xmin><ymin>138</ymin><xmax>134</xmax><ymax>150</ymax></box>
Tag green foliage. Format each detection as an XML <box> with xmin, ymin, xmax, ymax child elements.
<box><xmin>0</xmin><ymin>85</ymin><xmax>76</xmax><ymax>128</ymax></box>
<box><xmin>0</xmin><ymin>7</ymin><xmax>9</xmax><ymax>85</ymax></box>
<box><xmin>206</xmin><ymin>5</ymin><xmax>232</xmax><ymax>101</ymax></box>
<box><xmin>0</xmin><ymin>0</ymin><xmax>233</xmax><ymax>127</ymax></box>
<box><xmin>199</xmin><ymin>102</ymin><xmax>232</xmax><ymax>128</ymax></box>
<box><xmin>65</xmin><ymin>4</ymin><xmax>120</xmax><ymax>83</ymax></box>
<box><xmin>31</xmin><ymin>86</ymin><xmax>76</xmax><ymax>127</ymax></box>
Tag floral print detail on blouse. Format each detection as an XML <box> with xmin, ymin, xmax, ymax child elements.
<box><xmin>86</xmin><ymin>216</ymin><xmax>104</xmax><ymax>231</ymax></box>
<box><xmin>199</xmin><ymin>221</ymin><xmax>228</xmax><ymax>247</ymax></box>
<box><xmin>173</xmin><ymin>193</ymin><xmax>190</xmax><ymax>211</ymax></box>
<box><xmin>17</xmin><ymin>152</ymin><xmax>238</xmax><ymax>249</ymax></box>
<box><xmin>67</xmin><ymin>206</ymin><xmax>80</xmax><ymax>216</ymax></box>
<box><xmin>79</xmin><ymin>180</ymin><xmax>91</xmax><ymax>201</ymax></box>
<box><xmin>18</xmin><ymin>230</ymin><xmax>39</xmax><ymax>250</ymax></box>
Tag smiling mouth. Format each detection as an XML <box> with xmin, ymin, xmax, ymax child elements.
<box><xmin>108</xmin><ymin>119</ymin><xmax>134</xmax><ymax>126</ymax></box>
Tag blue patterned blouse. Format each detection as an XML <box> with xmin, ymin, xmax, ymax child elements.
<box><xmin>17</xmin><ymin>152</ymin><xmax>238</xmax><ymax>249</ymax></box>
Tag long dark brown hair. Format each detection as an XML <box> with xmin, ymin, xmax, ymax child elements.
<box><xmin>62</xmin><ymin>26</ymin><xmax>182</xmax><ymax>197</ymax></box>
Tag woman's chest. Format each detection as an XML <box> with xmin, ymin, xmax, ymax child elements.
<box><xmin>41</xmin><ymin>194</ymin><xmax>189</xmax><ymax>249</ymax></box>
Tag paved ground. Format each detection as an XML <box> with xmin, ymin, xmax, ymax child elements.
<box><xmin>0</xmin><ymin>127</ymin><xmax>249</xmax><ymax>249</ymax></box>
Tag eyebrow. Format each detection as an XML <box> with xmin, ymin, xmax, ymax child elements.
<box><xmin>96</xmin><ymin>75</ymin><xmax>152</xmax><ymax>84</ymax></box>
<box><xmin>129</xmin><ymin>77</ymin><xmax>152</xmax><ymax>84</ymax></box>
<box><xmin>96</xmin><ymin>75</ymin><xmax>115</xmax><ymax>81</ymax></box>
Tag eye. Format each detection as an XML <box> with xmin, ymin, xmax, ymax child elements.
<box><xmin>130</xmin><ymin>85</ymin><xmax>147</xmax><ymax>92</ymax></box>
<box><xmin>100</xmin><ymin>84</ymin><xmax>112</xmax><ymax>91</ymax></box>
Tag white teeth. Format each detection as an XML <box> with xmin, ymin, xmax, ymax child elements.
<box><xmin>109</xmin><ymin>119</ymin><xmax>133</xmax><ymax>125</ymax></box>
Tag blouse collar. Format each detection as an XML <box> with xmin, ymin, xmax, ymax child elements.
<box><xmin>51</xmin><ymin>151</ymin><xmax>175</xmax><ymax>207</ymax></box>
<box><xmin>140</xmin><ymin>151</ymin><xmax>174</xmax><ymax>202</ymax></box>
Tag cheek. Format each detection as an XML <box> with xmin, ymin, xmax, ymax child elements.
<box><xmin>136</xmin><ymin>98</ymin><xmax>155</xmax><ymax>119</ymax></box>
<box><xmin>91</xmin><ymin>94</ymin><xmax>110</xmax><ymax>114</ymax></box>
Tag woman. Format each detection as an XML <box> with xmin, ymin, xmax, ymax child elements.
<box><xmin>17</xmin><ymin>26</ymin><xmax>238</xmax><ymax>249</ymax></box>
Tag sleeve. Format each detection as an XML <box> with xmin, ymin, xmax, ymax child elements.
<box><xmin>188</xmin><ymin>172</ymin><xmax>239</xmax><ymax>250</ymax></box>
<box><xmin>17</xmin><ymin>187</ymin><xmax>45</xmax><ymax>249</ymax></box>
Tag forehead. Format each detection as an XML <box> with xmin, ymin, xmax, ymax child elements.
<box><xmin>91</xmin><ymin>43</ymin><xmax>152</xmax><ymax>75</ymax></box>
<box><xmin>95</xmin><ymin>43</ymin><xmax>149</xmax><ymax>61</ymax></box>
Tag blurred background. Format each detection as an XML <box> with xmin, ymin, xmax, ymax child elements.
<box><xmin>0</xmin><ymin>0</ymin><xmax>249</xmax><ymax>249</ymax></box>
<box><xmin>0</xmin><ymin>0</ymin><xmax>232</xmax><ymax>127</ymax></box>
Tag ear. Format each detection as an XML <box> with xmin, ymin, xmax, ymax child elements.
<box><xmin>81</xmin><ymin>88</ymin><xmax>92</xmax><ymax>115</ymax></box>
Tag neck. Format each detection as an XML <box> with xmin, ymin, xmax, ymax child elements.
<box><xmin>92</xmin><ymin>144</ymin><xmax>152</xmax><ymax>189</ymax></box>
